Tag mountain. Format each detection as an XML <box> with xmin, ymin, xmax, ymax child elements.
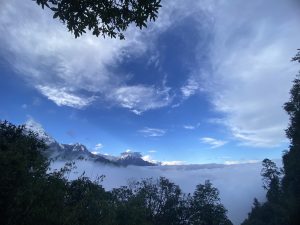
<box><xmin>25</xmin><ymin>120</ymin><xmax>155</xmax><ymax>167</ymax></box>
<box><xmin>117</xmin><ymin>151</ymin><xmax>155</xmax><ymax>166</ymax></box>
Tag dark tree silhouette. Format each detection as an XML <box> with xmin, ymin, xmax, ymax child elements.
<box><xmin>34</xmin><ymin>0</ymin><xmax>162</xmax><ymax>39</ymax></box>
<box><xmin>281</xmin><ymin>52</ymin><xmax>300</xmax><ymax>225</ymax></box>
<box><xmin>188</xmin><ymin>180</ymin><xmax>233</xmax><ymax>225</ymax></box>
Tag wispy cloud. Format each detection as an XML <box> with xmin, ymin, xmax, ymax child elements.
<box><xmin>181</xmin><ymin>76</ymin><xmax>203</xmax><ymax>98</ymax></box>
<box><xmin>161</xmin><ymin>161</ymin><xmax>186</xmax><ymax>166</ymax></box>
<box><xmin>224</xmin><ymin>160</ymin><xmax>261</xmax><ymax>165</ymax></box>
<box><xmin>183</xmin><ymin>123</ymin><xmax>200</xmax><ymax>130</ymax></box>
<box><xmin>139</xmin><ymin>127</ymin><xmax>166</xmax><ymax>137</ymax></box>
<box><xmin>94</xmin><ymin>143</ymin><xmax>103</xmax><ymax>151</ymax></box>
<box><xmin>36</xmin><ymin>85</ymin><xmax>96</xmax><ymax>109</ymax></box>
<box><xmin>200</xmin><ymin>137</ymin><xmax>227</xmax><ymax>149</ymax></box>
<box><xmin>183</xmin><ymin>125</ymin><xmax>195</xmax><ymax>130</ymax></box>
<box><xmin>0</xmin><ymin>0</ymin><xmax>194</xmax><ymax>114</ymax></box>
<box><xmin>108</xmin><ymin>85</ymin><xmax>172</xmax><ymax>115</ymax></box>
<box><xmin>192</xmin><ymin>0</ymin><xmax>300</xmax><ymax>147</ymax></box>
<box><xmin>148</xmin><ymin>150</ymin><xmax>157</xmax><ymax>153</ymax></box>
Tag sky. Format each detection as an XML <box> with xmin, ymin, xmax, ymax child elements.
<box><xmin>1</xmin><ymin>0</ymin><xmax>300</xmax><ymax>164</ymax></box>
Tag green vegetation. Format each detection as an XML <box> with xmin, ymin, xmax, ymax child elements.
<box><xmin>0</xmin><ymin>121</ymin><xmax>232</xmax><ymax>225</ymax></box>
<box><xmin>241</xmin><ymin>51</ymin><xmax>300</xmax><ymax>225</ymax></box>
<box><xmin>34</xmin><ymin>0</ymin><xmax>162</xmax><ymax>39</ymax></box>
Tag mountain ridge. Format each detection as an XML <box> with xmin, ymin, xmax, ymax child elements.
<box><xmin>25</xmin><ymin>120</ymin><xmax>156</xmax><ymax>167</ymax></box>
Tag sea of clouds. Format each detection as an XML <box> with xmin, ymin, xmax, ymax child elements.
<box><xmin>50</xmin><ymin>161</ymin><xmax>274</xmax><ymax>225</ymax></box>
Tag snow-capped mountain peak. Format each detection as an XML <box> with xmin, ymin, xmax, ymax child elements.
<box><xmin>23</xmin><ymin>119</ymin><xmax>155</xmax><ymax>166</ymax></box>
<box><xmin>120</xmin><ymin>151</ymin><xmax>143</xmax><ymax>159</ymax></box>
<box><xmin>25</xmin><ymin>118</ymin><xmax>56</xmax><ymax>145</ymax></box>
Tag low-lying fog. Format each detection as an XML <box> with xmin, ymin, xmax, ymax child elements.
<box><xmin>51</xmin><ymin>161</ymin><xmax>271</xmax><ymax>225</ymax></box>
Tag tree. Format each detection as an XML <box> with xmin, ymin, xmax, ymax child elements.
<box><xmin>261</xmin><ymin>159</ymin><xmax>281</xmax><ymax>202</ymax></box>
<box><xmin>188</xmin><ymin>180</ymin><xmax>232</xmax><ymax>225</ymax></box>
<box><xmin>113</xmin><ymin>177</ymin><xmax>185</xmax><ymax>225</ymax></box>
<box><xmin>0</xmin><ymin>121</ymin><xmax>49</xmax><ymax>225</ymax></box>
<box><xmin>34</xmin><ymin>0</ymin><xmax>162</xmax><ymax>39</ymax></box>
<box><xmin>64</xmin><ymin>176</ymin><xmax>114</xmax><ymax>225</ymax></box>
<box><xmin>135</xmin><ymin>177</ymin><xmax>185</xmax><ymax>225</ymax></box>
<box><xmin>281</xmin><ymin>51</ymin><xmax>300</xmax><ymax>225</ymax></box>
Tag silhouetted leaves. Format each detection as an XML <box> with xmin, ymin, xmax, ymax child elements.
<box><xmin>33</xmin><ymin>0</ymin><xmax>161</xmax><ymax>39</ymax></box>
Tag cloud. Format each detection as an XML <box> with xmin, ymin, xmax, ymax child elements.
<box><xmin>108</xmin><ymin>85</ymin><xmax>172</xmax><ymax>115</ymax></box>
<box><xmin>183</xmin><ymin>125</ymin><xmax>195</xmax><ymax>130</ymax></box>
<box><xmin>36</xmin><ymin>85</ymin><xmax>96</xmax><ymax>109</ymax></box>
<box><xmin>0</xmin><ymin>0</ymin><xmax>177</xmax><ymax>114</ymax></box>
<box><xmin>191</xmin><ymin>0</ymin><xmax>300</xmax><ymax>147</ymax></box>
<box><xmin>0</xmin><ymin>0</ymin><xmax>215</xmax><ymax>114</ymax></box>
<box><xmin>200</xmin><ymin>137</ymin><xmax>227</xmax><ymax>148</ymax></box>
<box><xmin>138</xmin><ymin>127</ymin><xmax>166</xmax><ymax>137</ymax></box>
<box><xmin>148</xmin><ymin>150</ymin><xmax>157</xmax><ymax>153</ymax></box>
<box><xmin>141</xmin><ymin>155</ymin><xmax>159</xmax><ymax>164</ymax></box>
<box><xmin>224</xmin><ymin>160</ymin><xmax>261</xmax><ymax>165</ymax></box>
<box><xmin>161</xmin><ymin>161</ymin><xmax>186</xmax><ymax>166</ymax></box>
<box><xmin>141</xmin><ymin>155</ymin><xmax>185</xmax><ymax>166</ymax></box>
<box><xmin>181</xmin><ymin>76</ymin><xmax>203</xmax><ymax>98</ymax></box>
<box><xmin>94</xmin><ymin>143</ymin><xmax>103</xmax><ymax>151</ymax></box>
<box><xmin>183</xmin><ymin>122</ymin><xmax>201</xmax><ymax>130</ymax></box>
<box><xmin>50</xmin><ymin>160</ymin><xmax>268</xmax><ymax>225</ymax></box>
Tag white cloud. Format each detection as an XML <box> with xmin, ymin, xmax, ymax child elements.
<box><xmin>224</xmin><ymin>160</ymin><xmax>261</xmax><ymax>165</ymax></box>
<box><xmin>195</xmin><ymin>0</ymin><xmax>300</xmax><ymax>147</ymax></box>
<box><xmin>148</xmin><ymin>150</ymin><xmax>157</xmax><ymax>153</ymax></box>
<box><xmin>183</xmin><ymin>125</ymin><xmax>195</xmax><ymax>130</ymax></box>
<box><xmin>139</xmin><ymin>127</ymin><xmax>166</xmax><ymax>137</ymax></box>
<box><xmin>0</xmin><ymin>0</ymin><xmax>214</xmax><ymax>114</ymax></box>
<box><xmin>36</xmin><ymin>85</ymin><xmax>95</xmax><ymax>109</ymax></box>
<box><xmin>94</xmin><ymin>143</ymin><xmax>103</xmax><ymax>151</ymax></box>
<box><xmin>161</xmin><ymin>161</ymin><xmax>186</xmax><ymax>166</ymax></box>
<box><xmin>108</xmin><ymin>85</ymin><xmax>172</xmax><ymax>115</ymax></box>
<box><xmin>141</xmin><ymin>155</ymin><xmax>159</xmax><ymax>164</ymax></box>
<box><xmin>183</xmin><ymin>123</ymin><xmax>201</xmax><ymax>130</ymax></box>
<box><xmin>181</xmin><ymin>76</ymin><xmax>203</xmax><ymax>98</ymax></box>
<box><xmin>0</xmin><ymin>0</ymin><xmax>177</xmax><ymax>113</ymax></box>
<box><xmin>200</xmin><ymin>137</ymin><xmax>227</xmax><ymax>148</ymax></box>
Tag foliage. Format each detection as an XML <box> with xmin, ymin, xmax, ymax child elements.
<box><xmin>33</xmin><ymin>0</ymin><xmax>162</xmax><ymax>39</ymax></box>
<box><xmin>188</xmin><ymin>180</ymin><xmax>233</xmax><ymax>225</ymax></box>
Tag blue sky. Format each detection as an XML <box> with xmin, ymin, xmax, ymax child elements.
<box><xmin>1</xmin><ymin>0</ymin><xmax>300</xmax><ymax>164</ymax></box>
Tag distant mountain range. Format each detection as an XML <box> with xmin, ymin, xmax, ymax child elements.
<box><xmin>25</xmin><ymin>120</ymin><xmax>155</xmax><ymax>167</ymax></box>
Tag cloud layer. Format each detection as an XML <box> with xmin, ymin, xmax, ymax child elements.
<box><xmin>50</xmin><ymin>161</ymin><xmax>267</xmax><ymax>225</ymax></box>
